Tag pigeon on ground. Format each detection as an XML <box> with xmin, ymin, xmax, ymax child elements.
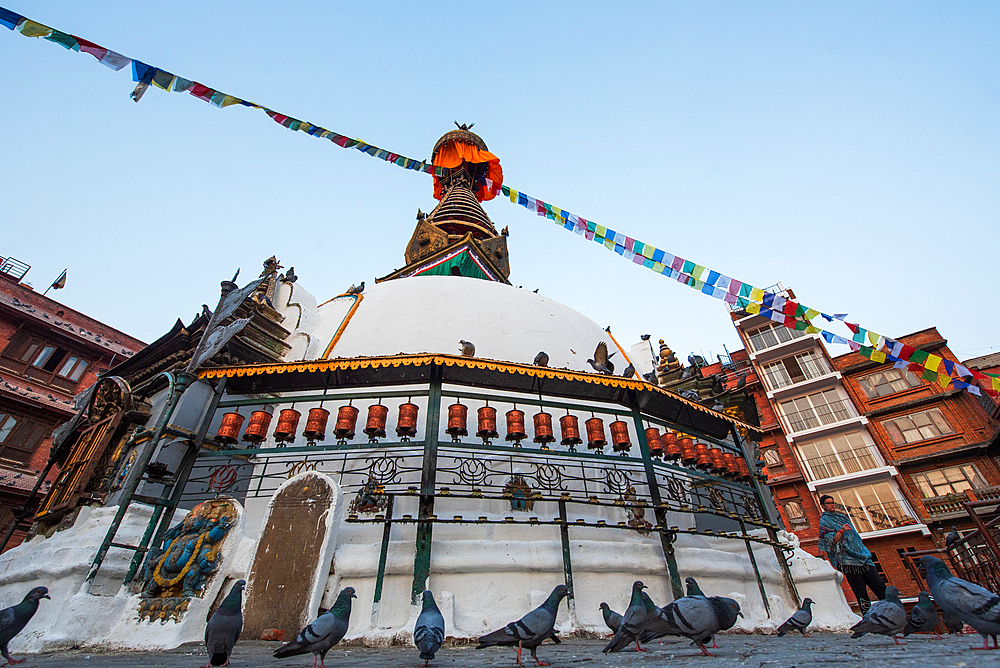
<box><xmin>273</xmin><ymin>586</ymin><xmax>356</xmax><ymax>668</ymax></box>
<box><xmin>849</xmin><ymin>586</ymin><xmax>906</xmax><ymax>644</ymax></box>
<box><xmin>945</xmin><ymin>526</ymin><xmax>961</xmax><ymax>550</ymax></box>
<box><xmin>459</xmin><ymin>340</ymin><xmax>476</xmax><ymax>357</ymax></box>
<box><xmin>776</xmin><ymin>598</ymin><xmax>814</xmax><ymax>637</ymax></box>
<box><xmin>533</xmin><ymin>352</ymin><xmax>549</xmax><ymax>367</ymax></box>
<box><xmin>903</xmin><ymin>591</ymin><xmax>940</xmax><ymax>638</ymax></box>
<box><xmin>920</xmin><ymin>554</ymin><xmax>1000</xmax><ymax>649</ymax></box>
<box><xmin>587</xmin><ymin>342</ymin><xmax>615</xmax><ymax>375</ymax></box>
<box><xmin>477</xmin><ymin>584</ymin><xmax>570</xmax><ymax>666</ymax></box>
<box><xmin>637</xmin><ymin>594</ymin><xmax>743</xmax><ymax>656</ymax></box>
<box><xmin>205</xmin><ymin>580</ymin><xmax>245</xmax><ymax>667</ymax></box>
<box><xmin>414</xmin><ymin>590</ymin><xmax>445</xmax><ymax>666</ymax></box>
<box><xmin>603</xmin><ymin>581</ymin><xmax>648</xmax><ymax>653</ymax></box>
<box><xmin>599</xmin><ymin>603</ymin><xmax>622</xmax><ymax>635</ymax></box>
<box><xmin>942</xmin><ymin>609</ymin><xmax>965</xmax><ymax>634</ymax></box>
<box><xmin>0</xmin><ymin>586</ymin><xmax>49</xmax><ymax>666</ymax></box>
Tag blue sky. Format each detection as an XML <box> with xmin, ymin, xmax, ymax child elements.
<box><xmin>1</xmin><ymin>2</ymin><xmax>997</xmax><ymax>365</ymax></box>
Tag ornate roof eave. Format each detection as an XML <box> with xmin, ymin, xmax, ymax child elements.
<box><xmin>375</xmin><ymin>232</ymin><xmax>511</xmax><ymax>285</ymax></box>
<box><xmin>198</xmin><ymin>353</ymin><xmax>762</xmax><ymax>438</ymax></box>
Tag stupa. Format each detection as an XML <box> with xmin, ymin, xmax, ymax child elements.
<box><xmin>0</xmin><ymin>127</ymin><xmax>856</xmax><ymax>652</ymax></box>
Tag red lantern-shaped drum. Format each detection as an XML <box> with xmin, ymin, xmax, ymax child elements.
<box><xmin>533</xmin><ymin>412</ymin><xmax>555</xmax><ymax>447</ymax></box>
<box><xmin>610</xmin><ymin>420</ymin><xmax>631</xmax><ymax>453</ymax></box>
<box><xmin>396</xmin><ymin>402</ymin><xmax>419</xmax><ymax>439</ymax></box>
<box><xmin>216</xmin><ymin>412</ymin><xmax>245</xmax><ymax>445</ymax></box>
<box><xmin>506</xmin><ymin>409</ymin><xmax>527</xmax><ymax>444</ymax></box>
<box><xmin>586</xmin><ymin>417</ymin><xmax>607</xmax><ymax>451</ymax></box>
<box><xmin>679</xmin><ymin>437</ymin><xmax>697</xmax><ymax>465</ymax></box>
<box><xmin>695</xmin><ymin>442</ymin><xmax>712</xmax><ymax>469</ymax></box>
<box><xmin>560</xmin><ymin>414</ymin><xmax>582</xmax><ymax>448</ymax></box>
<box><xmin>446</xmin><ymin>403</ymin><xmax>468</xmax><ymax>439</ymax></box>
<box><xmin>723</xmin><ymin>452</ymin><xmax>738</xmax><ymax>477</ymax></box>
<box><xmin>709</xmin><ymin>447</ymin><xmax>726</xmax><ymax>473</ymax></box>
<box><xmin>662</xmin><ymin>431</ymin><xmax>682</xmax><ymax>461</ymax></box>
<box><xmin>736</xmin><ymin>458</ymin><xmax>752</xmax><ymax>481</ymax></box>
<box><xmin>364</xmin><ymin>404</ymin><xmax>388</xmax><ymax>439</ymax></box>
<box><xmin>645</xmin><ymin>427</ymin><xmax>662</xmax><ymax>458</ymax></box>
<box><xmin>334</xmin><ymin>405</ymin><xmax>359</xmax><ymax>440</ymax></box>
<box><xmin>303</xmin><ymin>407</ymin><xmax>330</xmax><ymax>442</ymax></box>
<box><xmin>242</xmin><ymin>410</ymin><xmax>272</xmax><ymax>444</ymax></box>
<box><xmin>477</xmin><ymin>406</ymin><xmax>498</xmax><ymax>440</ymax></box>
<box><xmin>273</xmin><ymin>408</ymin><xmax>301</xmax><ymax>444</ymax></box>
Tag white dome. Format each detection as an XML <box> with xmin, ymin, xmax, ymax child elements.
<box><xmin>294</xmin><ymin>275</ymin><xmax>610</xmax><ymax>373</ymax></box>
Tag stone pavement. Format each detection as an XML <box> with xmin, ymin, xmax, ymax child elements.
<box><xmin>14</xmin><ymin>634</ymin><xmax>1000</xmax><ymax>668</ymax></box>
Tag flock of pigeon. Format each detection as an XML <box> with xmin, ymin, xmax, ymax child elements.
<box><xmin>0</xmin><ymin>555</ymin><xmax>998</xmax><ymax>666</ymax></box>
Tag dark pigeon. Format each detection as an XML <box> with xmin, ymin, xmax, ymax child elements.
<box><xmin>945</xmin><ymin>526</ymin><xmax>961</xmax><ymax>550</ymax></box>
<box><xmin>637</xmin><ymin>595</ymin><xmax>743</xmax><ymax>656</ymax></box>
<box><xmin>603</xmin><ymin>581</ymin><xmax>648</xmax><ymax>653</ymax></box>
<box><xmin>776</xmin><ymin>598</ymin><xmax>813</xmax><ymax>637</ymax></box>
<box><xmin>414</xmin><ymin>590</ymin><xmax>445</xmax><ymax>666</ymax></box>
<box><xmin>903</xmin><ymin>591</ymin><xmax>940</xmax><ymax>638</ymax></box>
<box><xmin>533</xmin><ymin>352</ymin><xmax>549</xmax><ymax>367</ymax></box>
<box><xmin>587</xmin><ymin>342</ymin><xmax>615</xmax><ymax>375</ymax></box>
<box><xmin>921</xmin><ymin>554</ymin><xmax>1000</xmax><ymax>649</ymax></box>
<box><xmin>0</xmin><ymin>586</ymin><xmax>49</xmax><ymax>666</ymax></box>
<box><xmin>849</xmin><ymin>586</ymin><xmax>906</xmax><ymax>643</ymax></box>
<box><xmin>205</xmin><ymin>580</ymin><xmax>244</xmax><ymax>667</ymax></box>
<box><xmin>622</xmin><ymin>364</ymin><xmax>635</xmax><ymax>379</ymax></box>
<box><xmin>599</xmin><ymin>603</ymin><xmax>622</xmax><ymax>635</ymax></box>
<box><xmin>459</xmin><ymin>340</ymin><xmax>476</xmax><ymax>357</ymax></box>
<box><xmin>942</xmin><ymin>609</ymin><xmax>965</xmax><ymax>635</ymax></box>
<box><xmin>477</xmin><ymin>584</ymin><xmax>570</xmax><ymax>666</ymax></box>
<box><xmin>274</xmin><ymin>586</ymin><xmax>355</xmax><ymax>668</ymax></box>
<box><xmin>685</xmin><ymin>576</ymin><xmax>707</xmax><ymax>598</ymax></box>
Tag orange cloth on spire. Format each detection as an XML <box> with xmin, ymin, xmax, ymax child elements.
<box><xmin>432</xmin><ymin>141</ymin><xmax>503</xmax><ymax>202</ymax></box>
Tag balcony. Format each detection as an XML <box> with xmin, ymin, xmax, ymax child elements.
<box><xmin>923</xmin><ymin>486</ymin><xmax>1000</xmax><ymax>521</ymax></box>
<box><xmin>830</xmin><ymin>499</ymin><xmax>920</xmax><ymax>534</ymax></box>
<box><xmin>781</xmin><ymin>399</ymin><xmax>858</xmax><ymax>435</ymax></box>
<box><xmin>802</xmin><ymin>447</ymin><xmax>880</xmax><ymax>481</ymax></box>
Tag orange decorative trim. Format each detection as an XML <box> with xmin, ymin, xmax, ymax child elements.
<box><xmin>320</xmin><ymin>294</ymin><xmax>363</xmax><ymax>359</ymax></box>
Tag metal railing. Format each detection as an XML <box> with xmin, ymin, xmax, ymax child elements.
<box><xmin>924</xmin><ymin>486</ymin><xmax>1000</xmax><ymax>520</ymax></box>
<box><xmin>802</xmin><ymin>447</ymin><xmax>879</xmax><ymax>481</ymax></box>
<box><xmin>0</xmin><ymin>256</ymin><xmax>29</xmax><ymax>282</ymax></box>
<box><xmin>780</xmin><ymin>399</ymin><xmax>856</xmax><ymax>433</ymax></box>
<box><xmin>761</xmin><ymin>362</ymin><xmax>831</xmax><ymax>391</ymax></box>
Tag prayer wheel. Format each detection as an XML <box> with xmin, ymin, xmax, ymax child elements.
<box><xmin>709</xmin><ymin>447</ymin><xmax>726</xmax><ymax>473</ymax></box>
<box><xmin>533</xmin><ymin>412</ymin><xmax>555</xmax><ymax>448</ymax></box>
<box><xmin>215</xmin><ymin>412</ymin><xmax>245</xmax><ymax>445</ymax></box>
<box><xmin>662</xmin><ymin>431</ymin><xmax>682</xmax><ymax>461</ymax></box>
<box><xmin>736</xmin><ymin>457</ymin><xmax>751</xmax><ymax>481</ymax></box>
<box><xmin>334</xmin><ymin>405</ymin><xmax>359</xmax><ymax>440</ymax></box>
<box><xmin>505</xmin><ymin>409</ymin><xmax>527</xmax><ymax>444</ymax></box>
<box><xmin>273</xmin><ymin>408</ymin><xmax>301</xmax><ymax>444</ymax></box>
<box><xmin>560</xmin><ymin>414</ymin><xmax>582</xmax><ymax>449</ymax></box>
<box><xmin>723</xmin><ymin>452</ymin><xmax>739</xmax><ymax>478</ymax></box>
<box><xmin>585</xmin><ymin>417</ymin><xmax>607</xmax><ymax>451</ymax></box>
<box><xmin>695</xmin><ymin>442</ymin><xmax>712</xmax><ymax>469</ymax></box>
<box><xmin>364</xmin><ymin>404</ymin><xmax>388</xmax><ymax>440</ymax></box>
<box><xmin>396</xmin><ymin>402</ymin><xmax>419</xmax><ymax>439</ymax></box>
<box><xmin>609</xmin><ymin>420</ymin><xmax>631</xmax><ymax>454</ymax></box>
<box><xmin>644</xmin><ymin>427</ymin><xmax>662</xmax><ymax>458</ymax></box>
<box><xmin>446</xmin><ymin>402</ymin><xmax>468</xmax><ymax>439</ymax></box>
<box><xmin>242</xmin><ymin>410</ymin><xmax>272</xmax><ymax>444</ymax></box>
<box><xmin>477</xmin><ymin>406</ymin><xmax>498</xmax><ymax>441</ymax></box>
<box><xmin>679</xmin><ymin>437</ymin><xmax>697</xmax><ymax>465</ymax></box>
<box><xmin>303</xmin><ymin>407</ymin><xmax>330</xmax><ymax>442</ymax></box>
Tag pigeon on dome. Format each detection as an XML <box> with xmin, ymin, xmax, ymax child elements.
<box><xmin>533</xmin><ymin>351</ymin><xmax>549</xmax><ymax>367</ymax></box>
<box><xmin>587</xmin><ymin>342</ymin><xmax>615</xmax><ymax>375</ymax></box>
<box><xmin>459</xmin><ymin>340</ymin><xmax>476</xmax><ymax>357</ymax></box>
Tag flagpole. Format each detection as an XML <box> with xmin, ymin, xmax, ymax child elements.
<box><xmin>42</xmin><ymin>269</ymin><xmax>66</xmax><ymax>296</ymax></box>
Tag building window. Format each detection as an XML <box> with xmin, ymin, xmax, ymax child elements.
<box><xmin>911</xmin><ymin>464</ymin><xmax>987</xmax><ymax>498</ymax></box>
<box><xmin>824</xmin><ymin>482</ymin><xmax>917</xmax><ymax>533</ymax></box>
<box><xmin>760</xmin><ymin>350</ymin><xmax>832</xmax><ymax>391</ymax></box>
<box><xmin>781</xmin><ymin>499</ymin><xmax>809</xmax><ymax>528</ymax></box>
<box><xmin>778</xmin><ymin>389</ymin><xmax>854</xmax><ymax>433</ymax></box>
<box><xmin>858</xmin><ymin>368</ymin><xmax>921</xmax><ymax>399</ymax></box>
<box><xmin>762</xmin><ymin>448</ymin><xmax>785</xmax><ymax>471</ymax></box>
<box><xmin>882</xmin><ymin>408</ymin><xmax>954</xmax><ymax>446</ymax></box>
<box><xmin>797</xmin><ymin>432</ymin><xmax>880</xmax><ymax>481</ymax></box>
<box><xmin>0</xmin><ymin>411</ymin><xmax>50</xmax><ymax>466</ymax></box>
<box><xmin>746</xmin><ymin>322</ymin><xmax>808</xmax><ymax>353</ymax></box>
<box><xmin>0</xmin><ymin>331</ymin><xmax>91</xmax><ymax>392</ymax></box>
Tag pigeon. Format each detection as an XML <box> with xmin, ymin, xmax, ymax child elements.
<box><xmin>603</xmin><ymin>581</ymin><xmax>649</xmax><ymax>653</ymax></box>
<box><xmin>622</xmin><ymin>364</ymin><xmax>635</xmax><ymax>379</ymax></box>
<box><xmin>945</xmin><ymin>526</ymin><xmax>961</xmax><ymax>550</ymax></box>
<box><xmin>903</xmin><ymin>591</ymin><xmax>940</xmax><ymax>638</ymax></box>
<box><xmin>274</xmin><ymin>586</ymin><xmax>356</xmax><ymax>668</ymax></box>
<box><xmin>920</xmin><ymin>554</ymin><xmax>1000</xmax><ymax>649</ymax></box>
<box><xmin>459</xmin><ymin>340</ymin><xmax>476</xmax><ymax>357</ymax></box>
<box><xmin>414</xmin><ymin>590</ymin><xmax>445</xmax><ymax>666</ymax></box>
<box><xmin>685</xmin><ymin>576</ymin><xmax>707</xmax><ymax>598</ymax></box>
<box><xmin>346</xmin><ymin>281</ymin><xmax>365</xmax><ymax>295</ymax></box>
<box><xmin>942</xmin><ymin>609</ymin><xmax>965</xmax><ymax>635</ymax></box>
<box><xmin>587</xmin><ymin>342</ymin><xmax>615</xmax><ymax>375</ymax></box>
<box><xmin>0</xmin><ymin>586</ymin><xmax>49</xmax><ymax>666</ymax></box>
<box><xmin>776</xmin><ymin>598</ymin><xmax>814</xmax><ymax>637</ymax></box>
<box><xmin>849</xmin><ymin>586</ymin><xmax>906</xmax><ymax>643</ymax></box>
<box><xmin>205</xmin><ymin>580</ymin><xmax>245</xmax><ymax>667</ymax></box>
<box><xmin>477</xmin><ymin>584</ymin><xmax>570</xmax><ymax>667</ymax></box>
<box><xmin>533</xmin><ymin>352</ymin><xmax>549</xmax><ymax>367</ymax></box>
<box><xmin>599</xmin><ymin>603</ymin><xmax>623</xmax><ymax>635</ymax></box>
<box><xmin>637</xmin><ymin>594</ymin><xmax>743</xmax><ymax>656</ymax></box>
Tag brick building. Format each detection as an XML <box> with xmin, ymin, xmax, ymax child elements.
<box><xmin>0</xmin><ymin>255</ymin><xmax>144</xmax><ymax>548</ymax></box>
<box><xmin>723</xmin><ymin>286</ymin><xmax>999</xmax><ymax>604</ymax></box>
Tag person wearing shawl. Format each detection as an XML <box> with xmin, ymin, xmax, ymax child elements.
<box><xmin>817</xmin><ymin>494</ymin><xmax>887</xmax><ymax>612</ymax></box>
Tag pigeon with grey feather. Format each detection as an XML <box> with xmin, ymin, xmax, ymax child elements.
<box><xmin>0</xmin><ymin>586</ymin><xmax>48</xmax><ymax>666</ymax></box>
<box><xmin>920</xmin><ymin>554</ymin><xmax>1000</xmax><ymax>649</ymax></box>
<box><xmin>603</xmin><ymin>581</ymin><xmax>648</xmax><ymax>653</ymax></box>
<box><xmin>942</xmin><ymin>609</ymin><xmax>965</xmax><ymax>635</ymax></box>
<box><xmin>414</xmin><ymin>590</ymin><xmax>445</xmax><ymax>666</ymax></box>
<box><xmin>205</xmin><ymin>580</ymin><xmax>244</xmax><ymax>667</ymax></box>
<box><xmin>533</xmin><ymin>352</ymin><xmax>549</xmax><ymax>367</ymax></box>
<box><xmin>685</xmin><ymin>576</ymin><xmax>707</xmax><ymax>598</ymax></box>
<box><xmin>587</xmin><ymin>342</ymin><xmax>615</xmax><ymax>375</ymax></box>
<box><xmin>776</xmin><ymin>598</ymin><xmax>813</xmax><ymax>637</ymax></box>
<box><xmin>599</xmin><ymin>603</ymin><xmax>622</xmax><ymax>635</ymax></box>
<box><xmin>273</xmin><ymin>586</ymin><xmax>355</xmax><ymax>668</ymax></box>
<box><xmin>903</xmin><ymin>591</ymin><xmax>940</xmax><ymax>638</ymax></box>
<box><xmin>637</xmin><ymin>594</ymin><xmax>743</xmax><ymax>656</ymax></box>
<box><xmin>945</xmin><ymin>526</ymin><xmax>961</xmax><ymax>550</ymax></box>
<box><xmin>849</xmin><ymin>586</ymin><xmax>906</xmax><ymax>643</ymax></box>
<box><xmin>476</xmin><ymin>584</ymin><xmax>570</xmax><ymax>666</ymax></box>
<box><xmin>459</xmin><ymin>340</ymin><xmax>475</xmax><ymax>357</ymax></box>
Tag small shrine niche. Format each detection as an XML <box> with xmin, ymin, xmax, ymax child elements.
<box><xmin>504</xmin><ymin>474</ymin><xmax>534</xmax><ymax>512</ymax></box>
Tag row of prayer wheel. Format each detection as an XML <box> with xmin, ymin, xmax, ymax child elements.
<box><xmin>644</xmin><ymin>428</ymin><xmax>752</xmax><ymax>480</ymax></box>
<box><xmin>215</xmin><ymin>402</ymin><xmax>420</xmax><ymax>445</ymax></box>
